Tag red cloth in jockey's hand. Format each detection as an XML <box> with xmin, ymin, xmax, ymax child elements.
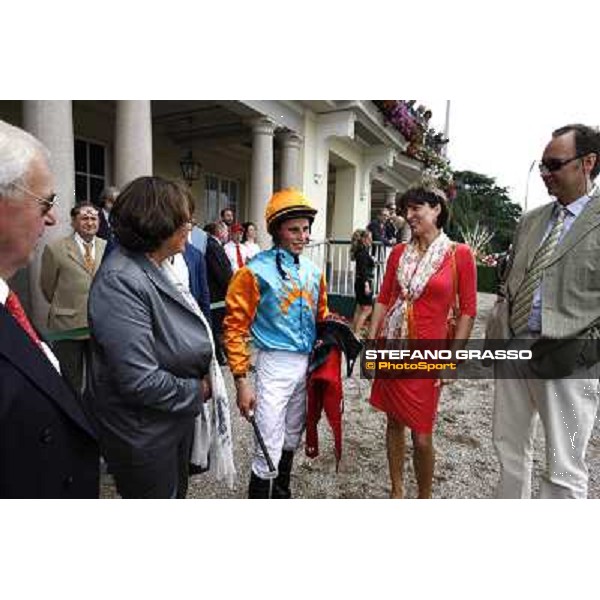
<box><xmin>306</xmin><ymin>347</ymin><xmax>343</xmax><ymax>469</ymax></box>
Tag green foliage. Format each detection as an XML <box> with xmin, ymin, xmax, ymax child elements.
<box><xmin>447</xmin><ymin>170</ymin><xmax>522</xmax><ymax>253</ymax></box>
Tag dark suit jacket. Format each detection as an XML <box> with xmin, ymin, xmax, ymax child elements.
<box><xmin>96</xmin><ymin>210</ymin><xmax>114</xmax><ymax>245</ymax></box>
<box><xmin>183</xmin><ymin>242</ymin><xmax>211</xmax><ymax>323</ymax></box>
<box><xmin>368</xmin><ymin>219</ymin><xmax>394</xmax><ymax>246</ymax></box>
<box><xmin>0</xmin><ymin>306</ymin><xmax>99</xmax><ymax>498</ymax></box>
<box><xmin>205</xmin><ymin>236</ymin><xmax>233</xmax><ymax>303</ymax></box>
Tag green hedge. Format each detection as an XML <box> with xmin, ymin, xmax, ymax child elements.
<box><xmin>477</xmin><ymin>265</ymin><xmax>497</xmax><ymax>294</ymax></box>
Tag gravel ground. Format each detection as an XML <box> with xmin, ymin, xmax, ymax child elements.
<box><xmin>100</xmin><ymin>292</ymin><xmax>600</xmax><ymax>499</ymax></box>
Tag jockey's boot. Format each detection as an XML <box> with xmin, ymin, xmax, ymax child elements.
<box><xmin>248</xmin><ymin>471</ymin><xmax>272</xmax><ymax>499</ymax></box>
<box><xmin>272</xmin><ymin>450</ymin><xmax>294</xmax><ymax>499</ymax></box>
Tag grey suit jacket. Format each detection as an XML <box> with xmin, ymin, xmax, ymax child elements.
<box><xmin>86</xmin><ymin>246</ymin><xmax>212</xmax><ymax>459</ymax></box>
<box><xmin>505</xmin><ymin>188</ymin><xmax>600</xmax><ymax>339</ymax></box>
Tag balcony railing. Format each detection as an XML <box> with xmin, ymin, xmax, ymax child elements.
<box><xmin>305</xmin><ymin>240</ymin><xmax>391</xmax><ymax>298</ymax></box>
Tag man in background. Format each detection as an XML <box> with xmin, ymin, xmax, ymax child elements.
<box><xmin>219</xmin><ymin>207</ymin><xmax>235</xmax><ymax>242</ymax></box>
<box><xmin>224</xmin><ymin>222</ymin><xmax>248</xmax><ymax>273</ymax></box>
<box><xmin>95</xmin><ymin>185</ymin><xmax>119</xmax><ymax>244</ymax></box>
<box><xmin>40</xmin><ymin>201</ymin><xmax>106</xmax><ymax>396</ymax></box>
<box><xmin>205</xmin><ymin>221</ymin><xmax>233</xmax><ymax>365</ymax></box>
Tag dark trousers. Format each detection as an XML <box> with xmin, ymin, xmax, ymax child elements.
<box><xmin>109</xmin><ymin>422</ymin><xmax>195</xmax><ymax>499</ymax></box>
<box><xmin>211</xmin><ymin>307</ymin><xmax>227</xmax><ymax>363</ymax></box>
<box><xmin>53</xmin><ymin>339</ymin><xmax>91</xmax><ymax>397</ymax></box>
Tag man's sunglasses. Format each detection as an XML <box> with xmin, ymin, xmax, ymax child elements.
<box><xmin>539</xmin><ymin>154</ymin><xmax>586</xmax><ymax>175</ymax></box>
<box><xmin>11</xmin><ymin>182</ymin><xmax>58</xmax><ymax>215</ymax></box>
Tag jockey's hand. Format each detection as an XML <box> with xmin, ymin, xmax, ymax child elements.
<box><xmin>236</xmin><ymin>377</ymin><xmax>256</xmax><ymax>420</ymax></box>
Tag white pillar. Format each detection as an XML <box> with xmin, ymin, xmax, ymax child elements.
<box><xmin>249</xmin><ymin>117</ymin><xmax>275</xmax><ymax>245</ymax></box>
<box><xmin>115</xmin><ymin>100</ymin><xmax>153</xmax><ymax>188</ymax></box>
<box><xmin>280</xmin><ymin>130</ymin><xmax>302</xmax><ymax>190</ymax></box>
<box><xmin>23</xmin><ymin>100</ymin><xmax>75</xmax><ymax>330</ymax></box>
<box><xmin>331</xmin><ymin>166</ymin><xmax>362</xmax><ymax>239</ymax></box>
<box><xmin>361</xmin><ymin>147</ymin><xmax>396</xmax><ymax>225</ymax></box>
<box><xmin>303</xmin><ymin>111</ymin><xmax>355</xmax><ymax>243</ymax></box>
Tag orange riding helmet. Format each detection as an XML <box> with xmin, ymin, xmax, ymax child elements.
<box><xmin>265</xmin><ymin>188</ymin><xmax>317</xmax><ymax>236</ymax></box>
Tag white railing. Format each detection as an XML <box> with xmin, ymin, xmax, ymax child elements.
<box><xmin>305</xmin><ymin>240</ymin><xmax>390</xmax><ymax>297</ymax></box>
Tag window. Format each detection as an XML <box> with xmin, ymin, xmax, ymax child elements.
<box><xmin>204</xmin><ymin>174</ymin><xmax>239</xmax><ymax>223</ymax></box>
<box><xmin>75</xmin><ymin>139</ymin><xmax>107</xmax><ymax>204</ymax></box>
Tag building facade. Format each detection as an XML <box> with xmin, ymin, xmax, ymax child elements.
<box><xmin>1</xmin><ymin>100</ymin><xmax>432</xmax><ymax>329</ymax></box>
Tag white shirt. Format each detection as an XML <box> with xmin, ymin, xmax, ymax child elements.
<box><xmin>0</xmin><ymin>277</ymin><xmax>61</xmax><ymax>373</ymax></box>
<box><xmin>224</xmin><ymin>241</ymin><xmax>249</xmax><ymax>273</ymax></box>
<box><xmin>73</xmin><ymin>232</ymin><xmax>96</xmax><ymax>261</ymax></box>
<box><xmin>161</xmin><ymin>255</ymin><xmax>201</xmax><ymax>316</ymax></box>
<box><xmin>244</xmin><ymin>241</ymin><xmax>261</xmax><ymax>261</ymax></box>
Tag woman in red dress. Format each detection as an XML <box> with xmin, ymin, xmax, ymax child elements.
<box><xmin>368</xmin><ymin>183</ymin><xmax>477</xmax><ymax>498</ymax></box>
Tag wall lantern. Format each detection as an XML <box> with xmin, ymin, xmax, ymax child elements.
<box><xmin>179</xmin><ymin>150</ymin><xmax>202</xmax><ymax>187</ymax></box>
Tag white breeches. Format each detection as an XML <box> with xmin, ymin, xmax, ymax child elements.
<box><xmin>252</xmin><ymin>350</ymin><xmax>309</xmax><ymax>479</ymax></box>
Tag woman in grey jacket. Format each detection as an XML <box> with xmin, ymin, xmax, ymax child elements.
<box><xmin>87</xmin><ymin>177</ymin><xmax>213</xmax><ymax>498</ymax></box>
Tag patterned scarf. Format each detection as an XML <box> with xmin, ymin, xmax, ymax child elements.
<box><xmin>381</xmin><ymin>232</ymin><xmax>453</xmax><ymax>339</ymax></box>
<box><xmin>161</xmin><ymin>258</ymin><xmax>236</xmax><ymax>488</ymax></box>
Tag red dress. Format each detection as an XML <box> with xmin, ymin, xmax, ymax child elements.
<box><xmin>369</xmin><ymin>243</ymin><xmax>477</xmax><ymax>433</ymax></box>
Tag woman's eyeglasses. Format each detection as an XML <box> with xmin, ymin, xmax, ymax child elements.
<box><xmin>11</xmin><ymin>182</ymin><xmax>58</xmax><ymax>215</ymax></box>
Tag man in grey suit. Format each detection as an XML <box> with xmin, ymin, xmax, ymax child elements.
<box><xmin>493</xmin><ymin>123</ymin><xmax>600</xmax><ymax>499</ymax></box>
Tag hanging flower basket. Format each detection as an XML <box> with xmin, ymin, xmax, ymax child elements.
<box><xmin>372</xmin><ymin>100</ymin><xmax>455</xmax><ymax>200</ymax></box>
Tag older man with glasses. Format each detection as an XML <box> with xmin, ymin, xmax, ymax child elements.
<box><xmin>489</xmin><ymin>123</ymin><xmax>600</xmax><ymax>499</ymax></box>
<box><xmin>0</xmin><ymin>119</ymin><xmax>99</xmax><ymax>498</ymax></box>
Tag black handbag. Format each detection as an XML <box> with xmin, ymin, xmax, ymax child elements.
<box><xmin>530</xmin><ymin>332</ymin><xmax>600</xmax><ymax>378</ymax></box>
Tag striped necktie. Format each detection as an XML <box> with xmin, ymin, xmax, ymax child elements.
<box><xmin>83</xmin><ymin>241</ymin><xmax>95</xmax><ymax>273</ymax></box>
<box><xmin>510</xmin><ymin>206</ymin><xmax>568</xmax><ymax>335</ymax></box>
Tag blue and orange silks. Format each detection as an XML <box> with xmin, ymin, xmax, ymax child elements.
<box><xmin>224</xmin><ymin>247</ymin><xmax>329</xmax><ymax>376</ymax></box>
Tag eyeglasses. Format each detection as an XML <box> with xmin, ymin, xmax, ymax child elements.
<box><xmin>11</xmin><ymin>182</ymin><xmax>58</xmax><ymax>215</ymax></box>
<box><xmin>539</xmin><ymin>154</ymin><xmax>586</xmax><ymax>175</ymax></box>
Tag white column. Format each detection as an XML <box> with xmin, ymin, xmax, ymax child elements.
<box><xmin>249</xmin><ymin>117</ymin><xmax>275</xmax><ymax>245</ymax></box>
<box><xmin>23</xmin><ymin>100</ymin><xmax>75</xmax><ymax>330</ymax></box>
<box><xmin>303</xmin><ymin>111</ymin><xmax>355</xmax><ymax>243</ymax></box>
<box><xmin>115</xmin><ymin>100</ymin><xmax>153</xmax><ymax>188</ymax></box>
<box><xmin>279</xmin><ymin>130</ymin><xmax>302</xmax><ymax>190</ymax></box>
<box><xmin>331</xmin><ymin>166</ymin><xmax>361</xmax><ymax>238</ymax></box>
<box><xmin>360</xmin><ymin>147</ymin><xmax>396</xmax><ymax>225</ymax></box>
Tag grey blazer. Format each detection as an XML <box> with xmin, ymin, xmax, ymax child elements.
<box><xmin>504</xmin><ymin>188</ymin><xmax>600</xmax><ymax>339</ymax></box>
<box><xmin>86</xmin><ymin>246</ymin><xmax>212</xmax><ymax>460</ymax></box>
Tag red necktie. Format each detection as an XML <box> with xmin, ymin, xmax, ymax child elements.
<box><xmin>5</xmin><ymin>290</ymin><xmax>42</xmax><ymax>348</ymax></box>
<box><xmin>235</xmin><ymin>243</ymin><xmax>245</xmax><ymax>269</ymax></box>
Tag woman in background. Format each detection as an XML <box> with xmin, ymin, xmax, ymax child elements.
<box><xmin>242</xmin><ymin>221</ymin><xmax>261</xmax><ymax>261</ymax></box>
<box><xmin>350</xmin><ymin>228</ymin><xmax>375</xmax><ymax>336</ymax></box>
